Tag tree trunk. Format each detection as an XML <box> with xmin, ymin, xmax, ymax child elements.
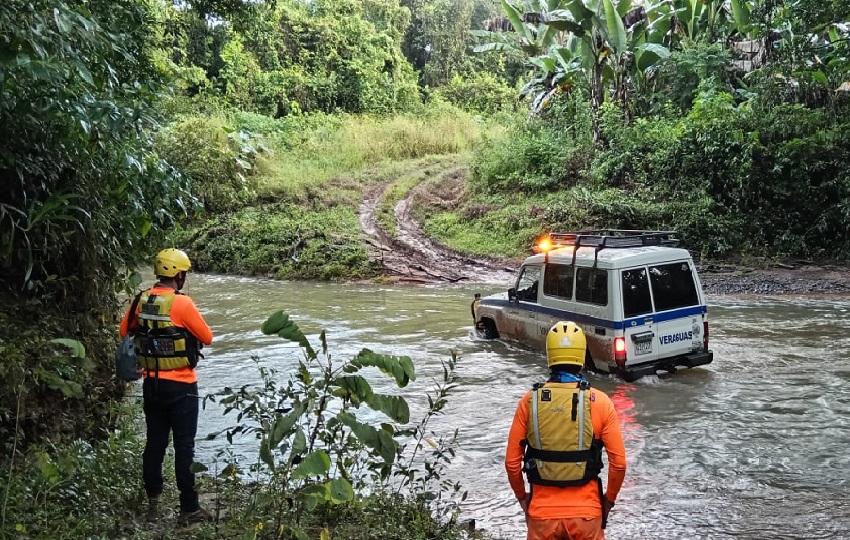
<box><xmin>591</xmin><ymin>56</ymin><xmax>604</xmax><ymax>143</ymax></box>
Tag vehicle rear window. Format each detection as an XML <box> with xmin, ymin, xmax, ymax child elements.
<box><xmin>543</xmin><ymin>263</ymin><xmax>574</xmax><ymax>300</ymax></box>
<box><xmin>649</xmin><ymin>262</ymin><xmax>699</xmax><ymax>311</ymax></box>
<box><xmin>622</xmin><ymin>268</ymin><xmax>652</xmax><ymax>318</ymax></box>
<box><xmin>575</xmin><ymin>267</ymin><xmax>608</xmax><ymax>306</ymax></box>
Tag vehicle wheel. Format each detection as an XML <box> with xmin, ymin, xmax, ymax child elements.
<box><xmin>481</xmin><ymin>319</ymin><xmax>499</xmax><ymax>339</ymax></box>
<box><xmin>583</xmin><ymin>351</ymin><xmax>597</xmax><ymax>373</ymax></box>
<box><xmin>622</xmin><ymin>371</ymin><xmax>639</xmax><ymax>383</ymax></box>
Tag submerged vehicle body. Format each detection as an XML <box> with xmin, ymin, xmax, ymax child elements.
<box><xmin>475</xmin><ymin>231</ymin><xmax>714</xmax><ymax>382</ymax></box>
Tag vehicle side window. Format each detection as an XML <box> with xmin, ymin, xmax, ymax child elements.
<box><xmin>515</xmin><ymin>266</ymin><xmax>540</xmax><ymax>303</ymax></box>
<box><xmin>649</xmin><ymin>262</ymin><xmax>699</xmax><ymax>311</ymax></box>
<box><xmin>575</xmin><ymin>267</ymin><xmax>608</xmax><ymax>306</ymax></box>
<box><xmin>622</xmin><ymin>268</ymin><xmax>652</xmax><ymax>318</ymax></box>
<box><xmin>543</xmin><ymin>263</ymin><xmax>574</xmax><ymax>300</ymax></box>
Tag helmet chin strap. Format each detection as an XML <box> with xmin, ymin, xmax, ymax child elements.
<box><xmin>175</xmin><ymin>272</ymin><xmax>186</xmax><ymax>291</ymax></box>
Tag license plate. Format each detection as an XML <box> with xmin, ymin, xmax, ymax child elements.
<box><xmin>635</xmin><ymin>340</ymin><xmax>652</xmax><ymax>355</ymax></box>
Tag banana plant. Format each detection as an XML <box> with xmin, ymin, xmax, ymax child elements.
<box><xmin>475</xmin><ymin>0</ymin><xmax>672</xmax><ymax>139</ymax></box>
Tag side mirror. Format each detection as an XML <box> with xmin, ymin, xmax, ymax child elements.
<box><xmin>508</xmin><ymin>287</ymin><xmax>517</xmax><ymax>302</ymax></box>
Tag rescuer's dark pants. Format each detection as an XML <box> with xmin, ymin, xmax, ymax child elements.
<box><xmin>142</xmin><ymin>378</ymin><xmax>200</xmax><ymax>512</ymax></box>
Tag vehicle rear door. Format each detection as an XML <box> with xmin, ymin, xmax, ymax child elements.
<box><xmin>620</xmin><ymin>267</ymin><xmax>658</xmax><ymax>365</ymax></box>
<box><xmin>506</xmin><ymin>265</ymin><xmax>544</xmax><ymax>347</ymax></box>
<box><xmin>648</xmin><ymin>260</ymin><xmax>705</xmax><ymax>362</ymax></box>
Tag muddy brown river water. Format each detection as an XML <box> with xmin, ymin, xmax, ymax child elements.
<box><xmin>166</xmin><ymin>274</ymin><xmax>850</xmax><ymax>539</ymax></box>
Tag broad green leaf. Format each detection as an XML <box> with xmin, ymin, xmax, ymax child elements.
<box><xmin>730</xmin><ymin>0</ymin><xmax>751</xmax><ymax>33</ymax></box>
<box><xmin>292</xmin><ymin>528</ymin><xmax>310</xmax><ymax>540</ymax></box>
<box><xmin>190</xmin><ymin>462</ymin><xmax>208</xmax><ymax>473</ymax></box>
<box><xmin>291</xmin><ymin>426</ymin><xmax>307</xmax><ymax>458</ymax></box>
<box><xmin>291</xmin><ymin>450</ymin><xmax>331</xmax><ymax>479</ymax></box>
<box><xmin>376</xmin><ymin>429</ymin><xmax>397</xmax><ymax>464</ymax></box>
<box><xmin>541</xmin><ymin>10</ymin><xmax>585</xmax><ymax>35</ymax></box>
<box><xmin>269</xmin><ymin>402</ymin><xmax>305</xmax><ymax>448</ymax></box>
<box><xmin>366</xmin><ymin>393</ymin><xmax>410</xmax><ymax>423</ymax></box>
<box><xmin>616</xmin><ymin>0</ymin><xmax>632</xmax><ymax>18</ymax></box>
<box><xmin>74</xmin><ymin>61</ymin><xmax>94</xmax><ymax>86</ymax></box>
<box><xmin>328</xmin><ymin>478</ymin><xmax>354</xmax><ymax>504</ymax></box>
<box><xmin>812</xmin><ymin>70</ymin><xmax>829</xmax><ymax>87</ymax></box>
<box><xmin>259</xmin><ymin>440</ymin><xmax>274</xmax><ymax>469</ymax></box>
<box><xmin>49</xmin><ymin>338</ymin><xmax>85</xmax><ymax>358</ymax></box>
<box><xmin>500</xmin><ymin>0</ymin><xmax>532</xmax><ymax>42</ymax></box>
<box><xmin>474</xmin><ymin>42</ymin><xmax>516</xmax><ymax>53</ymax></box>
<box><xmin>338</xmin><ymin>412</ymin><xmax>397</xmax><ymax>464</ymax></box>
<box><xmin>603</xmin><ymin>0</ymin><xmax>627</xmax><ymax>53</ymax></box>
<box><xmin>338</xmin><ymin>412</ymin><xmax>379</xmax><ymax>447</ymax></box>
<box><xmin>346</xmin><ymin>349</ymin><xmax>416</xmax><ymax>387</ymax></box>
<box><xmin>260</xmin><ymin>311</ymin><xmax>315</xmax><ymax>359</ymax></box>
<box><xmin>334</xmin><ymin>375</ymin><xmax>373</xmax><ymax>403</ymax></box>
<box><xmin>301</xmin><ymin>484</ymin><xmax>327</xmax><ymax>512</ymax></box>
<box><xmin>530</xmin><ymin>56</ymin><xmax>557</xmax><ymax>73</ymax></box>
<box><xmin>635</xmin><ymin>42</ymin><xmax>670</xmax><ymax>67</ymax></box>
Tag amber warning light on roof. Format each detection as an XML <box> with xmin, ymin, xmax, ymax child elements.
<box><xmin>532</xmin><ymin>233</ymin><xmax>576</xmax><ymax>254</ymax></box>
<box><xmin>534</xmin><ymin>235</ymin><xmax>553</xmax><ymax>253</ymax></box>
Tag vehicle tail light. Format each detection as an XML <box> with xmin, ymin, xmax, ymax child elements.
<box><xmin>703</xmin><ymin>321</ymin><xmax>709</xmax><ymax>351</ymax></box>
<box><xmin>614</xmin><ymin>337</ymin><xmax>627</xmax><ymax>366</ymax></box>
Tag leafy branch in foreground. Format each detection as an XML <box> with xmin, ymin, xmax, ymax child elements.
<box><xmin>203</xmin><ymin>311</ymin><xmax>470</xmax><ymax>539</ymax></box>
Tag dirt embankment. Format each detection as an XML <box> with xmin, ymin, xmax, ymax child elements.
<box><xmin>359</xmin><ymin>163</ymin><xmax>850</xmax><ymax>294</ymax></box>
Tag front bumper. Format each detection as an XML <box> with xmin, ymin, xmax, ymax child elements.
<box><xmin>614</xmin><ymin>350</ymin><xmax>714</xmax><ymax>382</ymax></box>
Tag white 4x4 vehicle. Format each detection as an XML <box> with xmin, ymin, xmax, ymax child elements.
<box><xmin>474</xmin><ymin>231</ymin><xmax>713</xmax><ymax>382</ymax></box>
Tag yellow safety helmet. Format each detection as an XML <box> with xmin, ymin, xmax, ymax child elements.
<box><xmin>154</xmin><ymin>248</ymin><xmax>191</xmax><ymax>278</ymax></box>
<box><xmin>546</xmin><ymin>321</ymin><xmax>587</xmax><ymax>368</ymax></box>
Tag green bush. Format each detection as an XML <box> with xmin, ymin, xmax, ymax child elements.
<box><xmin>155</xmin><ymin>116</ymin><xmax>267</xmax><ymax>212</ymax></box>
<box><xmin>587</xmin><ymin>89</ymin><xmax>850</xmax><ymax>257</ymax></box>
<box><xmin>1</xmin><ymin>410</ymin><xmax>146</xmax><ymax>539</ymax></box>
<box><xmin>178</xmin><ymin>203</ymin><xmax>375</xmax><ymax>280</ymax></box>
<box><xmin>471</xmin><ymin>98</ymin><xmax>592</xmax><ymax>193</ymax></box>
<box><xmin>434</xmin><ymin>71</ymin><xmax>517</xmax><ymax>114</ymax></box>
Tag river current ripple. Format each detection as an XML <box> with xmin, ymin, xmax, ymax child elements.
<box><xmin>145</xmin><ymin>274</ymin><xmax>850</xmax><ymax>539</ymax></box>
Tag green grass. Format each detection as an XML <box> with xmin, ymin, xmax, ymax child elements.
<box><xmin>376</xmin><ymin>157</ymin><xmax>464</xmax><ymax>236</ymax></box>
<box><xmin>255</xmin><ymin>108</ymin><xmax>484</xmax><ymax>200</ymax></box>
<box><xmin>178</xmin><ymin>203</ymin><xmax>376</xmax><ymax>280</ymax></box>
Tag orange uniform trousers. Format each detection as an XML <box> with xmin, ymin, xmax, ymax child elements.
<box><xmin>526</xmin><ymin>517</ymin><xmax>605</xmax><ymax>540</ymax></box>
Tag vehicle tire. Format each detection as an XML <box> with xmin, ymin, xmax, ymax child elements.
<box><xmin>622</xmin><ymin>371</ymin><xmax>638</xmax><ymax>383</ymax></box>
<box><xmin>481</xmin><ymin>319</ymin><xmax>499</xmax><ymax>339</ymax></box>
<box><xmin>583</xmin><ymin>351</ymin><xmax>597</xmax><ymax>373</ymax></box>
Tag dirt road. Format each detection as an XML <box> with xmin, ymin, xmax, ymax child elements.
<box><xmin>358</xmin><ymin>165</ymin><xmax>516</xmax><ymax>284</ymax></box>
<box><xmin>359</xmin><ymin>161</ymin><xmax>850</xmax><ymax>294</ymax></box>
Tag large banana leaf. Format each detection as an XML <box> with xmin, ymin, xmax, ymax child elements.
<box><xmin>602</xmin><ymin>0</ymin><xmax>627</xmax><ymax>53</ymax></box>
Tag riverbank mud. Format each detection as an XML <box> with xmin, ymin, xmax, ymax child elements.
<box><xmin>698</xmin><ymin>261</ymin><xmax>850</xmax><ymax>295</ymax></box>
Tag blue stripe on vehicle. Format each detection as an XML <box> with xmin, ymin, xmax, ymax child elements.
<box><xmin>479</xmin><ymin>299</ymin><xmax>707</xmax><ymax>330</ymax></box>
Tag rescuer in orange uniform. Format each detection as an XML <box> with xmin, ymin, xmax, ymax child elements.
<box><xmin>505</xmin><ymin>321</ymin><xmax>626</xmax><ymax>540</ymax></box>
<box><xmin>119</xmin><ymin>249</ymin><xmax>213</xmax><ymax>522</ymax></box>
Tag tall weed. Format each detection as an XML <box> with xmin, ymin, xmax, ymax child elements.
<box><xmin>252</xmin><ymin>105</ymin><xmax>483</xmax><ymax>198</ymax></box>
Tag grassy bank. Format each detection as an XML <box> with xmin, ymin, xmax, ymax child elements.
<box><xmin>172</xmin><ymin>104</ymin><xmax>488</xmax><ymax>280</ymax></box>
<box><xmin>416</xmin><ymin>95</ymin><xmax>850</xmax><ymax>262</ymax></box>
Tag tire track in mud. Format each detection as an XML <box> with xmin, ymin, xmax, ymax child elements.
<box><xmin>359</xmin><ymin>161</ymin><xmax>517</xmax><ymax>283</ymax></box>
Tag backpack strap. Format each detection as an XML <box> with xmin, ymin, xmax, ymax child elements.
<box><xmin>126</xmin><ymin>290</ymin><xmax>146</xmax><ymax>334</ymax></box>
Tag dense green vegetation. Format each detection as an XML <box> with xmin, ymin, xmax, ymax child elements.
<box><xmin>2</xmin><ymin>0</ymin><xmax>849</xmax><ymax>537</ymax></box>
<box><xmin>429</xmin><ymin>0</ymin><xmax>850</xmax><ymax>259</ymax></box>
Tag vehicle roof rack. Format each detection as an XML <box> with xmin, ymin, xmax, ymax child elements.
<box><xmin>547</xmin><ymin>230</ymin><xmax>679</xmax><ymax>268</ymax></box>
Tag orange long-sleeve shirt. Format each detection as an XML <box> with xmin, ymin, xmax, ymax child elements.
<box><xmin>119</xmin><ymin>286</ymin><xmax>213</xmax><ymax>384</ymax></box>
<box><xmin>505</xmin><ymin>383</ymin><xmax>627</xmax><ymax>520</ymax></box>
